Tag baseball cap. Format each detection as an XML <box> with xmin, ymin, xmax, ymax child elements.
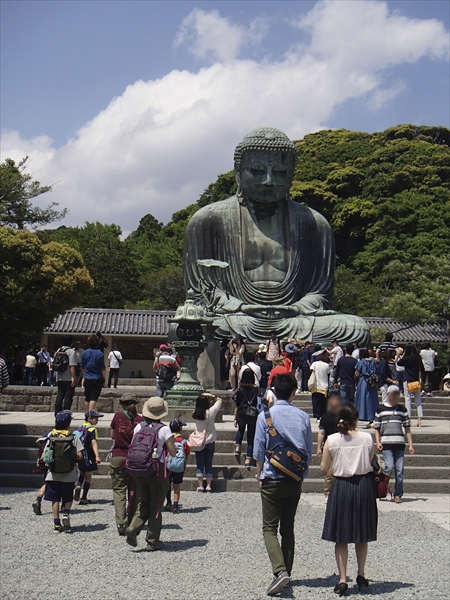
<box><xmin>170</xmin><ymin>418</ymin><xmax>187</xmax><ymax>432</ymax></box>
<box><xmin>55</xmin><ymin>410</ymin><xmax>72</xmax><ymax>428</ymax></box>
<box><xmin>159</xmin><ymin>344</ymin><xmax>168</xmax><ymax>351</ymax></box>
<box><xmin>85</xmin><ymin>409</ymin><xmax>104</xmax><ymax>420</ymax></box>
<box><xmin>387</xmin><ymin>385</ymin><xmax>400</xmax><ymax>394</ymax></box>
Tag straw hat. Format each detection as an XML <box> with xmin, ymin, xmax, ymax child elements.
<box><xmin>142</xmin><ymin>397</ymin><xmax>169</xmax><ymax>420</ymax></box>
<box><xmin>258</xmin><ymin>343</ymin><xmax>267</xmax><ymax>353</ymax></box>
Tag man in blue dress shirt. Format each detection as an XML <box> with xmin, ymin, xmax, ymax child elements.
<box><xmin>254</xmin><ymin>373</ymin><xmax>312</xmax><ymax>596</ymax></box>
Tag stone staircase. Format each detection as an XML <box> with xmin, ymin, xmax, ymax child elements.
<box><xmin>1</xmin><ymin>413</ymin><xmax>449</xmax><ymax>494</ymax></box>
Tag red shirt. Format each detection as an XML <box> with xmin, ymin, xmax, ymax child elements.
<box><xmin>110</xmin><ymin>411</ymin><xmax>144</xmax><ymax>458</ymax></box>
<box><xmin>268</xmin><ymin>365</ymin><xmax>290</xmax><ymax>387</ymax></box>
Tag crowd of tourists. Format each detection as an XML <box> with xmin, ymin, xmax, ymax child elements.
<box><xmin>221</xmin><ymin>331</ymin><xmax>441</xmax><ymax>431</ymax></box>
<box><xmin>2</xmin><ymin>333</ymin><xmax>122</xmax><ymax>390</ymax></box>
<box><xmin>0</xmin><ymin>330</ymin><xmax>445</xmax><ymax>596</ymax></box>
<box><xmin>28</xmin><ymin>371</ymin><xmax>417</xmax><ymax>597</ymax></box>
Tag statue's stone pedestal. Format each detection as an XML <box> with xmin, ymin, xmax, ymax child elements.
<box><xmin>197</xmin><ymin>322</ymin><xmax>220</xmax><ymax>390</ymax></box>
<box><xmin>166</xmin><ymin>341</ymin><xmax>206</xmax><ymax>407</ymax></box>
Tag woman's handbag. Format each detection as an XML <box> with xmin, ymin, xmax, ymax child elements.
<box><xmin>188</xmin><ymin>430</ymin><xmax>207</xmax><ymax>452</ymax></box>
<box><xmin>370</xmin><ymin>455</ymin><xmax>392</xmax><ymax>500</ymax></box>
<box><xmin>307</xmin><ymin>369</ymin><xmax>317</xmax><ymax>391</ymax></box>
<box><xmin>407</xmin><ymin>380</ymin><xmax>421</xmax><ymax>393</ymax></box>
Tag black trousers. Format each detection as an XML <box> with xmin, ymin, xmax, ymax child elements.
<box><xmin>301</xmin><ymin>367</ymin><xmax>311</xmax><ymax>392</ymax></box>
<box><xmin>312</xmin><ymin>392</ymin><xmax>327</xmax><ymax>420</ymax></box>
<box><xmin>37</xmin><ymin>363</ymin><xmax>48</xmax><ymax>385</ymax></box>
<box><xmin>54</xmin><ymin>380</ymin><xmax>75</xmax><ymax>414</ymax></box>
<box><xmin>108</xmin><ymin>368</ymin><xmax>120</xmax><ymax>388</ymax></box>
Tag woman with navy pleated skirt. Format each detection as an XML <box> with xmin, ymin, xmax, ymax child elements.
<box><xmin>321</xmin><ymin>404</ymin><xmax>377</xmax><ymax>596</ymax></box>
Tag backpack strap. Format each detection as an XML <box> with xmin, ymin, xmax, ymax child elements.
<box><xmin>264</xmin><ymin>408</ymin><xmax>278</xmax><ymax>439</ymax></box>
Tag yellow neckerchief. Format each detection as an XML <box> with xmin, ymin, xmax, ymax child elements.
<box><xmin>51</xmin><ymin>428</ymin><xmax>70</xmax><ymax>436</ymax></box>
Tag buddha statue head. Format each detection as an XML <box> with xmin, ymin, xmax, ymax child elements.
<box><xmin>234</xmin><ymin>127</ymin><xmax>298</xmax><ymax>205</ymax></box>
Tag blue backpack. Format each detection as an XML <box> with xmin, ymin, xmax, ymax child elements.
<box><xmin>264</xmin><ymin>409</ymin><xmax>309</xmax><ymax>482</ymax></box>
<box><xmin>73</xmin><ymin>426</ymin><xmax>92</xmax><ymax>468</ymax></box>
<box><xmin>167</xmin><ymin>440</ymin><xmax>186</xmax><ymax>473</ymax></box>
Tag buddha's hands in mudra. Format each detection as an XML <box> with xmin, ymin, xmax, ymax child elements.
<box><xmin>240</xmin><ymin>304</ymin><xmax>300</xmax><ymax>319</ymax></box>
<box><xmin>240</xmin><ymin>297</ymin><xmax>336</xmax><ymax>319</ymax></box>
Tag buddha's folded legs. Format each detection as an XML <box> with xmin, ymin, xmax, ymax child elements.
<box><xmin>214</xmin><ymin>314</ymin><xmax>370</xmax><ymax>346</ymax></box>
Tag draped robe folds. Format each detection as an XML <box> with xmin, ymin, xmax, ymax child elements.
<box><xmin>183</xmin><ymin>196</ymin><xmax>370</xmax><ymax>345</ymax></box>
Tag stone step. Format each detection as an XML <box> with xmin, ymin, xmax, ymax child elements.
<box><xmin>2</xmin><ymin>459</ymin><xmax>448</xmax><ymax>481</ymax></box>
<box><xmin>1</xmin><ymin>473</ymin><xmax>449</xmax><ymax>494</ymax></box>
<box><xmin>1</xmin><ymin>423</ymin><xmax>448</xmax><ymax>445</ymax></box>
<box><xmin>3</xmin><ymin>446</ymin><xmax>449</xmax><ymax>468</ymax></box>
<box><xmin>2</xmin><ymin>435</ymin><xmax>449</xmax><ymax>459</ymax></box>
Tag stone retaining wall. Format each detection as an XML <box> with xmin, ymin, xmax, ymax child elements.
<box><xmin>0</xmin><ymin>387</ymin><xmax>235</xmax><ymax>415</ymax></box>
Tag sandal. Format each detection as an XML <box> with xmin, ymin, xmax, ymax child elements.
<box><xmin>205</xmin><ymin>486</ymin><xmax>212</xmax><ymax>493</ymax></box>
<box><xmin>245</xmin><ymin>459</ymin><xmax>252</xmax><ymax>469</ymax></box>
<box><xmin>235</xmin><ymin>446</ymin><xmax>241</xmax><ymax>456</ymax></box>
<box><xmin>196</xmin><ymin>487</ymin><xmax>204</xmax><ymax>493</ymax></box>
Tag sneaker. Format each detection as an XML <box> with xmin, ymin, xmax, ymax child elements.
<box><xmin>117</xmin><ymin>524</ymin><xmax>127</xmax><ymax>536</ymax></box>
<box><xmin>171</xmin><ymin>505</ymin><xmax>179</xmax><ymax>514</ymax></box>
<box><xmin>32</xmin><ymin>500</ymin><xmax>42</xmax><ymax>515</ymax></box>
<box><xmin>267</xmin><ymin>571</ymin><xmax>290</xmax><ymax>596</ymax></box>
<box><xmin>145</xmin><ymin>541</ymin><xmax>164</xmax><ymax>552</ymax></box>
<box><xmin>125</xmin><ymin>526</ymin><xmax>138</xmax><ymax>547</ymax></box>
<box><xmin>61</xmin><ymin>514</ymin><xmax>71</xmax><ymax>531</ymax></box>
<box><xmin>420</xmin><ymin>390</ymin><xmax>425</xmax><ymax>397</ymax></box>
<box><xmin>53</xmin><ymin>524</ymin><xmax>62</xmax><ymax>533</ymax></box>
<box><xmin>73</xmin><ymin>485</ymin><xmax>81</xmax><ymax>502</ymax></box>
<box><xmin>79</xmin><ymin>499</ymin><xmax>92</xmax><ymax>505</ymax></box>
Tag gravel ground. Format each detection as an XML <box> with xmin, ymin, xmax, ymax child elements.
<box><xmin>1</xmin><ymin>488</ymin><xmax>449</xmax><ymax>600</ymax></box>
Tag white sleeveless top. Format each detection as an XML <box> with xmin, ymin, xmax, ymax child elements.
<box><xmin>328</xmin><ymin>431</ymin><xmax>373</xmax><ymax>477</ymax></box>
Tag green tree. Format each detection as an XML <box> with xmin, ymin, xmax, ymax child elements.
<box><xmin>0</xmin><ymin>227</ymin><xmax>93</xmax><ymax>347</ymax></box>
<box><xmin>0</xmin><ymin>157</ymin><xmax>67</xmax><ymax>229</ymax></box>
<box><xmin>44</xmin><ymin>222</ymin><xmax>141</xmax><ymax>308</ymax></box>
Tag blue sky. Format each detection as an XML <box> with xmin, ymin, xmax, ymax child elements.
<box><xmin>1</xmin><ymin>0</ymin><xmax>449</xmax><ymax>230</ymax></box>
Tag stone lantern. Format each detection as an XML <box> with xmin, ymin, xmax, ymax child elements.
<box><xmin>166</xmin><ymin>290</ymin><xmax>214</xmax><ymax>405</ymax></box>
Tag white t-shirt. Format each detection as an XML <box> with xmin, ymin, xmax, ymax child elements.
<box><xmin>351</xmin><ymin>349</ymin><xmax>360</xmax><ymax>360</ymax></box>
<box><xmin>420</xmin><ymin>349</ymin><xmax>436</xmax><ymax>372</ymax></box>
<box><xmin>310</xmin><ymin>361</ymin><xmax>332</xmax><ymax>392</ymax></box>
<box><xmin>330</xmin><ymin>346</ymin><xmax>344</xmax><ymax>366</ymax></box>
<box><xmin>239</xmin><ymin>362</ymin><xmax>262</xmax><ymax>385</ymax></box>
<box><xmin>133</xmin><ymin>422</ymin><xmax>172</xmax><ymax>463</ymax></box>
<box><xmin>108</xmin><ymin>350</ymin><xmax>123</xmax><ymax>369</ymax></box>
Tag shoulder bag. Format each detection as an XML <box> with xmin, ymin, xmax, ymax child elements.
<box><xmin>407</xmin><ymin>380</ymin><xmax>421</xmax><ymax>393</ymax></box>
<box><xmin>188</xmin><ymin>429</ymin><xmax>207</xmax><ymax>452</ymax></box>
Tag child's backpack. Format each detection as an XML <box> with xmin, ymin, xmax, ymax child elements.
<box><xmin>125</xmin><ymin>423</ymin><xmax>164</xmax><ymax>477</ymax></box>
<box><xmin>43</xmin><ymin>433</ymin><xmax>77</xmax><ymax>473</ymax></box>
<box><xmin>52</xmin><ymin>347</ymin><xmax>70</xmax><ymax>373</ymax></box>
<box><xmin>167</xmin><ymin>440</ymin><xmax>186</xmax><ymax>473</ymax></box>
<box><xmin>73</xmin><ymin>426</ymin><xmax>92</xmax><ymax>467</ymax></box>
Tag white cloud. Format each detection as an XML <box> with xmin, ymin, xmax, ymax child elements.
<box><xmin>174</xmin><ymin>8</ymin><xmax>268</xmax><ymax>62</ymax></box>
<box><xmin>1</xmin><ymin>2</ymin><xmax>448</xmax><ymax>233</ymax></box>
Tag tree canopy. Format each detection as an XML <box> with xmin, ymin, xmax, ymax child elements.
<box><xmin>0</xmin><ymin>227</ymin><xmax>93</xmax><ymax>348</ymax></box>
<box><xmin>0</xmin><ymin>157</ymin><xmax>67</xmax><ymax>229</ymax></box>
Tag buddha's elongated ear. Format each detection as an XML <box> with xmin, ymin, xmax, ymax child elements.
<box><xmin>235</xmin><ymin>164</ymin><xmax>243</xmax><ymax>200</ymax></box>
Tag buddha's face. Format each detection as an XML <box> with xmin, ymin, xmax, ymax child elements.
<box><xmin>238</xmin><ymin>150</ymin><xmax>295</xmax><ymax>204</ymax></box>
